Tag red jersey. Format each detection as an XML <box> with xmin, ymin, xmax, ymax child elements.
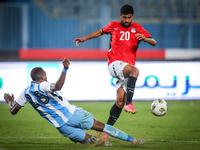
<box><xmin>102</xmin><ymin>21</ymin><xmax>151</xmax><ymax>66</ymax></box>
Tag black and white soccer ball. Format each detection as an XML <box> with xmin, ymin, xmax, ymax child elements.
<box><xmin>150</xmin><ymin>99</ymin><xmax>168</xmax><ymax>116</ymax></box>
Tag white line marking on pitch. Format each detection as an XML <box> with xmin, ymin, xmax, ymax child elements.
<box><xmin>0</xmin><ymin>137</ymin><xmax>199</xmax><ymax>143</ymax></box>
<box><xmin>147</xmin><ymin>139</ymin><xmax>199</xmax><ymax>143</ymax></box>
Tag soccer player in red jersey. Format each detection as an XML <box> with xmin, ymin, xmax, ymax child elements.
<box><xmin>73</xmin><ymin>4</ymin><xmax>157</xmax><ymax>141</ymax></box>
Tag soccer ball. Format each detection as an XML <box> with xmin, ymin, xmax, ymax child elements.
<box><xmin>150</xmin><ymin>99</ymin><xmax>168</xmax><ymax>116</ymax></box>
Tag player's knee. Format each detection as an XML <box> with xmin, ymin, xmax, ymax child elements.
<box><xmin>130</xmin><ymin>67</ymin><xmax>139</xmax><ymax>77</ymax></box>
<box><xmin>58</xmin><ymin>125</ymin><xmax>84</xmax><ymax>143</ymax></box>
<box><xmin>116</xmin><ymin>99</ymin><xmax>125</xmax><ymax>108</ymax></box>
<box><xmin>68</xmin><ymin>132</ymin><xmax>80</xmax><ymax>142</ymax></box>
<box><xmin>65</xmin><ymin>130</ymin><xmax>84</xmax><ymax>143</ymax></box>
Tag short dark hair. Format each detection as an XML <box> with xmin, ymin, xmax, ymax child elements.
<box><xmin>120</xmin><ymin>4</ymin><xmax>134</xmax><ymax>15</ymax></box>
<box><xmin>30</xmin><ymin>67</ymin><xmax>45</xmax><ymax>81</ymax></box>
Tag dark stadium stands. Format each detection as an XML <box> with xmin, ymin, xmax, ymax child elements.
<box><xmin>0</xmin><ymin>0</ymin><xmax>199</xmax><ymax>51</ymax></box>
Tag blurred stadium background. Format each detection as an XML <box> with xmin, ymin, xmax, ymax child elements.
<box><xmin>1</xmin><ymin>2</ymin><xmax>200</xmax><ymax>149</ymax></box>
<box><xmin>0</xmin><ymin>0</ymin><xmax>200</xmax><ymax>58</ymax></box>
<box><xmin>0</xmin><ymin>0</ymin><xmax>200</xmax><ymax>101</ymax></box>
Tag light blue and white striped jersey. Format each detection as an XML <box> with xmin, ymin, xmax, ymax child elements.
<box><xmin>15</xmin><ymin>81</ymin><xmax>76</xmax><ymax>128</ymax></box>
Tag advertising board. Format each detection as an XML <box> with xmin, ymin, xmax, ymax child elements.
<box><xmin>0</xmin><ymin>61</ymin><xmax>199</xmax><ymax>101</ymax></box>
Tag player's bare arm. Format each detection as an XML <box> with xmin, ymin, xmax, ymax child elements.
<box><xmin>4</xmin><ymin>93</ymin><xmax>21</xmax><ymax>115</ymax></box>
<box><xmin>73</xmin><ymin>29</ymin><xmax>104</xmax><ymax>46</ymax></box>
<box><xmin>51</xmin><ymin>58</ymin><xmax>70</xmax><ymax>91</ymax></box>
<box><xmin>135</xmin><ymin>33</ymin><xmax>157</xmax><ymax>46</ymax></box>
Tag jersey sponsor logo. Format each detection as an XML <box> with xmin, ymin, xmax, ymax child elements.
<box><xmin>114</xmin><ymin>28</ymin><xmax>118</xmax><ymax>30</ymax></box>
<box><xmin>131</xmin><ymin>28</ymin><xmax>136</xmax><ymax>33</ymax></box>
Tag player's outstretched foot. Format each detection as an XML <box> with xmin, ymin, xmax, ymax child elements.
<box><xmin>101</xmin><ymin>132</ymin><xmax>109</xmax><ymax>141</ymax></box>
<box><xmin>132</xmin><ymin>138</ymin><xmax>145</xmax><ymax>145</ymax></box>
<box><xmin>124</xmin><ymin>102</ymin><xmax>137</xmax><ymax>114</ymax></box>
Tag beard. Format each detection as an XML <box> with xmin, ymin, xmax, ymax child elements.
<box><xmin>121</xmin><ymin>21</ymin><xmax>131</xmax><ymax>27</ymax></box>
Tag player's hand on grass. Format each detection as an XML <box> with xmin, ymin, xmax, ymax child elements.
<box><xmin>4</xmin><ymin>93</ymin><xmax>14</xmax><ymax>104</ymax></box>
<box><xmin>73</xmin><ymin>37</ymin><xmax>86</xmax><ymax>46</ymax></box>
<box><xmin>62</xmin><ymin>58</ymin><xmax>70</xmax><ymax>69</ymax></box>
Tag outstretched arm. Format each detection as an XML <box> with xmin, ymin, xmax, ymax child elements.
<box><xmin>51</xmin><ymin>58</ymin><xmax>70</xmax><ymax>92</ymax></box>
<box><xmin>4</xmin><ymin>93</ymin><xmax>21</xmax><ymax>115</ymax></box>
<box><xmin>135</xmin><ymin>33</ymin><xmax>157</xmax><ymax>46</ymax></box>
<box><xmin>73</xmin><ymin>29</ymin><xmax>104</xmax><ymax>46</ymax></box>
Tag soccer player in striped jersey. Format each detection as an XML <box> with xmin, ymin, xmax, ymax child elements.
<box><xmin>4</xmin><ymin>58</ymin><xmax>144</xmax><ymax>146</ymax></box>
<box><xmin>73</xmin><ymin>4</ymin><xmax>157</xmax><ymax>141</ymax></box>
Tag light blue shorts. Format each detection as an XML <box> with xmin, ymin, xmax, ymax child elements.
<box><xmin>57</xmin><ymin>108</ymin><xmax>94</xmax><ymax>143</ymax></box>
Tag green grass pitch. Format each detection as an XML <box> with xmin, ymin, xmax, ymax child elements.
<box><xmin>0</xmin><ymin>101</ymin><xmax>200</xmax><ymax>150</ymax></box>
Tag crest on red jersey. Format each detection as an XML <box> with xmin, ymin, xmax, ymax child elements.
<box><xmin>131</xmin><ymin>28</ymin><xmax>136</xmax><ymax>33</ymax></box>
